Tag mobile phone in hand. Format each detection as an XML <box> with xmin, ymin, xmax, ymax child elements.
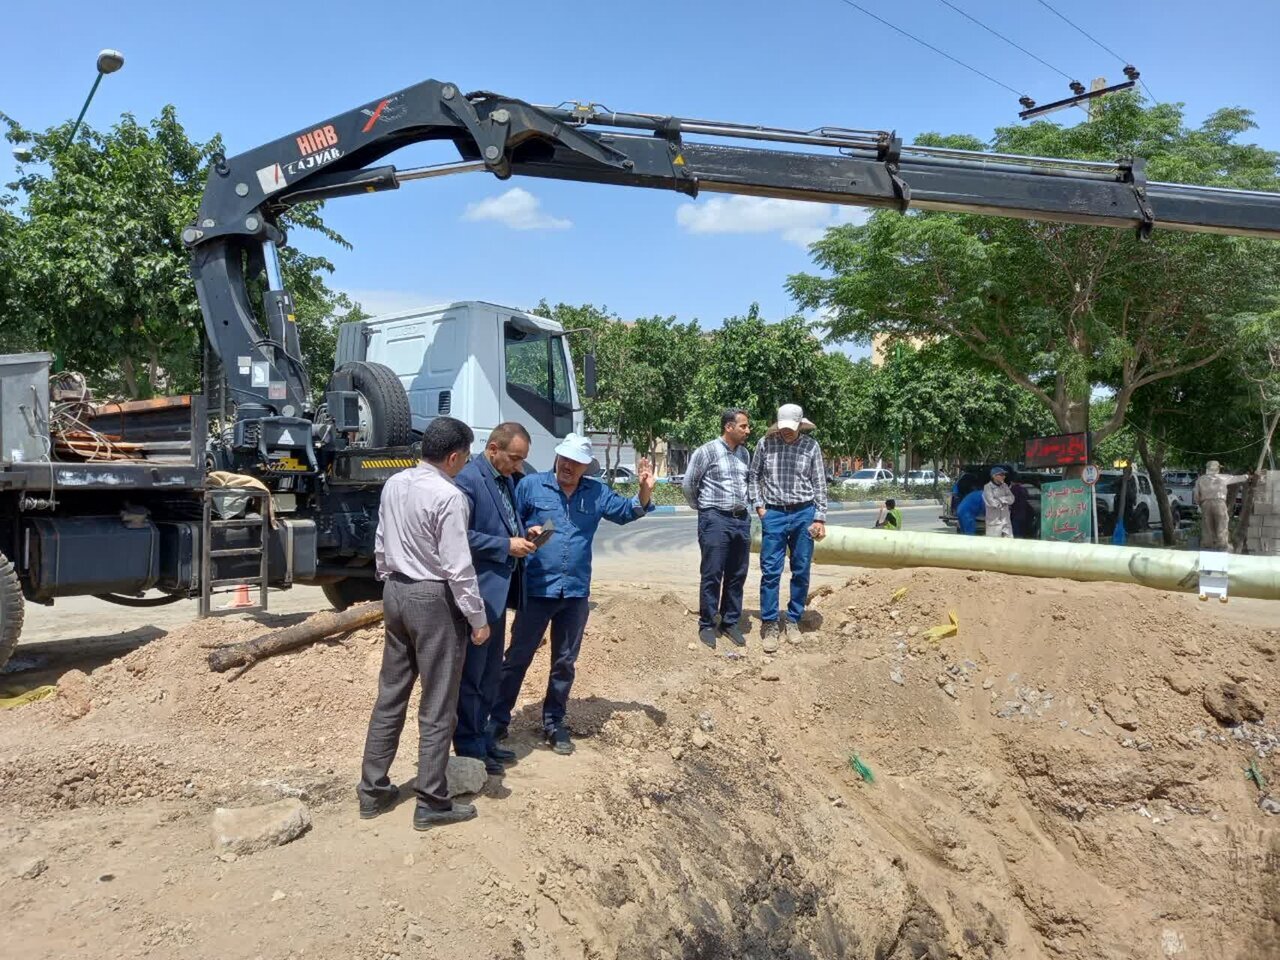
<box><xmin>530</xmin><ymin>517</ymin><xmax>555</xmax><ymax>548</ymax></box>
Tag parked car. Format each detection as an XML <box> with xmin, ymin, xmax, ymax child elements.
<box><xmin>1094</xmin><ymin>470</ymin><xmax>1186</xmax><ymax>533</ymax></box>
<box><xmin>940</xmin><ymin>464</ymin><xmax>1059</xmax><ymax>536</ymax></box>
<box><xmin>904</xmin><ymin>469</ymin><xmax>951</xmax><ymax>487</ymax></box>
<box><xmin>603</xmin><ymin>464</ymin><xmax>637</xmax><ymax>483</ymax></box>
<box><xmin>841</xmin><ymin>468</ymin><xmax>895</xmax><ymax>489</ymax></box>
<box><xmin>1162</xmin><ymin>470</ymin><xmax>1200</xmax><ymax>516</ymax></box>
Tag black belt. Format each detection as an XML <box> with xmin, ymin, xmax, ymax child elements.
<box><xmin>764</xmin><ymin>502</ymin><xmax>813</xmax><ymax>513</ymax></box>
<box><xmin>709</xmin><ymin>507</ymin><xmax>749</xmax><ymax>518</ymax></box>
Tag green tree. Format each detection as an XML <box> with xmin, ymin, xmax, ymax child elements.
<box><xmin>787</xmin><ymin>96</ymin><xmax>1280</xmax><ymax>444</ymax></box>
<box><xmin>867</xmin><ymin>342</ymin><xmax>1052</xmax><ymax>485</ymax></box>
<box><xmin>678</xmin><ymin>305</ymin><xmax>836</xmax><ymax>449</ymax></box>
<box><xmin>3</xmin><ymin>108</ymin><xmax>355</xmax><ymax>400</ymax></box>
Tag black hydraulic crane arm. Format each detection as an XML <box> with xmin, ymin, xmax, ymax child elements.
<box><xmin>185</xmin><ymin>78</ymin><xmax>1280</xmax><ymax>422</ymax></box>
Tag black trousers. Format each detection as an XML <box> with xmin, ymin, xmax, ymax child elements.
<box><xmin>697</xmin><ymin>508</ymin><xmax>751</xmax><ymax>630</ymax></box>
<box><xmin>358</xmin><ymin>576</ymin><xmax>467</xmax><ymax>811</ymax></box>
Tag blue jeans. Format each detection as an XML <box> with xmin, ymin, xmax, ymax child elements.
<box><xmin>491</xmin><ymin>596</ymin><xmax>591</xmax><ymax>733</ymax></box>
<box><xmin>697</xmin><ymin>509</ymin><xmax>751</xmax><ymax>630</ymax></box>
<box><xmin>759</xmin><ymin>504</ymin><xmax>815</xmax><ymax>624</ymax></box>
<box><xmin>453</xmin><ymin>612</ymin><xmax>505</xmax><ymax>758</ymax></box>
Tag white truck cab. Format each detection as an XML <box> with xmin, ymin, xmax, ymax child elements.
<box><xmin>337</xmin><ymin>301</ymin><xmax>585</xmax><ymax>471</ymax></box>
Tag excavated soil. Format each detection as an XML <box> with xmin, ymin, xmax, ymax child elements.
<box><xmin>2</xmin><ymin>567</ymin><xmax>1279</xmax><ymax>959</ymax></box>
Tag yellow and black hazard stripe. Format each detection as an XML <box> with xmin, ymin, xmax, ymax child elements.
<box><xmin>358</xmin><ymin>458</ymin><xmax>418</xmax><ymax>469</ymax></box>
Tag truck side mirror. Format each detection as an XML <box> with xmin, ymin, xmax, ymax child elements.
<box><xmin>584</xmin><ymin>353</ymin><xmax>597</xmax><ymax>399</ymax></box>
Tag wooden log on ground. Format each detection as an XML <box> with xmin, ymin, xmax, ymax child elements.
<box><xmin>208</xmin><ymin>601</ymin><xmax>384</xmax><ymax>673</ymax></box>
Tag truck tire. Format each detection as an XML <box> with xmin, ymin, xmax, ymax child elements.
<box><xmin>0</xmin><ymin>553</ymin><xmax>25</xmax><ymax>673</ymax></box>
<box><xmin>333</xmin><ymin>361</ymin><xmax>413</xmax><ymax>448</ymax></box>
<box><xmin>322</xmin><ymin>577</ymin><xmax>384</xmax><ymax>612</ymax></box>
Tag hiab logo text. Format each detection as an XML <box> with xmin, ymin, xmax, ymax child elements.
<box><xmin>296</xmin><ymin>124</ymin><xmax>339</xmax><ymax>156</ymax></box>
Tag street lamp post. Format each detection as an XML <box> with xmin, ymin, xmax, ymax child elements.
<box><xmin>64</xmin><ymin>48</ymin><xmax>125</xmax><ymax>148</ymax></box>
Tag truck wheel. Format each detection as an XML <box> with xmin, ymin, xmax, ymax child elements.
<box><xmin>1171</xmin><ymin>502</ymin><xmax>1183</xmax><ymax>527</ymax></box>
<box><xmin>0</xmin><ymin>553</ymin><xmax>25</xmax><ymax>673</ymax></box>
<box><xmin>332</xmin><ymin>361</ymin><xmax>413</xmax><ymax>448</ymax></box>
<box><xmin>322</xmin><ymin>577</ymin><xmax>384</xmax><ymax>612</ymax></box>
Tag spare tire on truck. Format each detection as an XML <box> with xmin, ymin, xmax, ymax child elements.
<box><xmin>0</xmin><ymin>552</ymin><xmax>25</xmax><ymax>674</ymax></box>
<box><xmin>329</xmin><ymin>361</ymin><xmax>413</xmax><ymax>448</ymax></box>
<box><xmin>322</xmin><ymin>577</ymin><xmax>384</xmax><ymax>612</ymax></box>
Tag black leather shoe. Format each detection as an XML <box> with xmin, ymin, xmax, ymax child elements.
<box><xmin>698</xmin><ymin>626</ymin><xmax>717</xmax><ymax>650</ymax></box>
<box><xmin>488</xmin><ymin>744</ymin><xmax>517</xmax><ymax>764</ymax></box>
<box><xmin>413</xmin><ymin>801</ymin><xmax>477</xmax><ymax>830</ymax></box>
<box><xmin>720</xmin><ymin>623</ymin><xmax>747</xmax><ymax>647</ymax></box>
<box><xmin>482</xmin><ymin>754</ymin><xmax>505</xmax><ymax>776</ymax></box>
<box><xmin>546</xmin><ymin>724</ymin><xmax>574</xmax><ymax>755</ymax></box>
<box><xmin>357</xmin><ymin>790</ymin><xmax>398</xmax><ymax>820</ymax></box>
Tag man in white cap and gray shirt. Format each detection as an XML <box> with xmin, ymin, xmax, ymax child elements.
<box><xmin>749</xmin><ymin>403</ymin><xmax>828</xmax><ymax>653</ymax></box>
<box><xmin>490</xmin><ymin>433</ymin><xmax>655</xmax><ymax>756</ymax></box>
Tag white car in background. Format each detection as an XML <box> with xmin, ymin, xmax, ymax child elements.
<box><xmin>904</xmin><ymin>470</ymin><xmax>951</xmax><ymax>486</ymax></box>
<box><xmin>840</xmin><ymin>468</ymin><xmax>895</xmax><ymax>489</ymax></box>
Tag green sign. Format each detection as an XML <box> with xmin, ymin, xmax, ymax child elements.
<box><xmin>1041</xmin><ymin>480</ymin><xmax>1092</xmax><ymax>543</ymax></box>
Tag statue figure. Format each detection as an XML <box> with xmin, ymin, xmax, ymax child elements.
<box><xmin>1194</xmin><ymin>460</ymin><xmax>1250</xmax><ymax>551</ymax></box>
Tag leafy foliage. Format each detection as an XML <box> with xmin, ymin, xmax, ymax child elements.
<box><xmin>787</xmin><ymin>95</ymin><xmax>1280</xmax><ymax>441</ymax></box>
<box><xmin>2</xmin><ymin>108</ymin><xmax>357</xmax><ymax>400</ymax></box>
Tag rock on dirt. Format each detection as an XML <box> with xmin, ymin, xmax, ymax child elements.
<box><xmin>210</xmin><ymin>798</ymin><xmax>311</xmax><ymax>856</ymax></box>
<box><xmin>760</xmin><ymin>665</ymin><xmax>781</xmax><ymax>681</ymax></box>
<box><xmin>446</xmin><ymin>756</ymin><xmax>488</xmax><ymax>797</ymax></box>
<box><xmin>1202</xmin><ymin>682</ymin><xmax>1266</xmax><ymax>725</ymax></box>
<box><xmin>10</xmin><ymin>855</ymin><xmax>47</xmax><ymax>880</ymax></box>
<box><xmin>56</xmin><ymin>669</ymin><xmax>93</xmax><ymax>720</ymax></box>
<box><xmin>1103</xmin><ymin>693</ymin><xmax>1140</xmax><ymax>731</ymax></box>
<box><xmin>690</xmin><ymin>730</ymin><xmax>711</xmax><ymax>750</ymax></box>
<box><xmin>1261</xmin><ymin>795</ymin><xmax>1280</xmax><ymax>816</ymax></box>
<box><xmin>1163</xmin><ymin>671</ymin><xmax>1195</xmax><ymax>696</ymax></box>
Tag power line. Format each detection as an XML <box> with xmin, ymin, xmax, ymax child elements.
<box><xmin>933</xmin><ymin>0</ymin><xmax>1075</xmax><ymax>83</ymax></box>
<box><xmin>1033</xmin><ymin>0</ymin><xmax>1158</xmax><ymax>101</ymax></box>
<box><xmin>833</xmin><ymin>0</ymin><xmax>1026</xmax><ymax>98</ymax></box>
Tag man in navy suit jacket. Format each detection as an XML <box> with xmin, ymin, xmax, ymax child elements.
<box><xmin>452</xmin><ymin>422</ymin><xmax>539</xmax><ymax>775</ymax></box>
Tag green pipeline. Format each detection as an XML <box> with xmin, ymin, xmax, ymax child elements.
<box><xmin>750</xmin><ymin>526</ymin><xmax>1280</xmax><ymax>600</ymax></box>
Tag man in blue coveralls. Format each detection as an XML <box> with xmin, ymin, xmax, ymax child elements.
<box><xmin>490</xmin><ymin>433</ymin><xmax>655</xmax><ymax>756</ymax></box>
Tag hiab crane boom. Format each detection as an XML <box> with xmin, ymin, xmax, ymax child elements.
<box><xmin>0</xmin><ymin>78</ymin><xmax>1278</xmax><ymax>673</ymax></box>
<box><xmin>184</xmin><ymin>77</ymin><xmax>1280</xmax><ymax>487</ymax></box>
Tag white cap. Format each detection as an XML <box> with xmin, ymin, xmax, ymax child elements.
<box><xmin>774</xmin><ymin>403</ymin><xmax>815</xmax><ymax>432</ymax></box>
<box><xmin>554</xmin><ymin>432</ymin><xmax>593</xmax><ymax>464</ymax></box>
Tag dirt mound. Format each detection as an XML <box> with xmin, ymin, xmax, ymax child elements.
<box><xmin>2</xmin><ymin>569</ymin><xmax>1279</xmax><ymax>959</ymax></box>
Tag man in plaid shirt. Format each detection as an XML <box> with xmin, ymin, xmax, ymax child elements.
<box><xmin>749</xmin><ymin>403</ymin><xmax>827</xmax><ymax>653</ymax></box>
<box><xmin>682</xmin><ymin>409</ymin><xmax>753</xmax><ymax>651</ymax></box>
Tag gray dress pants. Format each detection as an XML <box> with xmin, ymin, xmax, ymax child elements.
<box><xmin>359</xmin><ymin>575</ymin><xmax>468</xmax><ymax>810</ymax></box>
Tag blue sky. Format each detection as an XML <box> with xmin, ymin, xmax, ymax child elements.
<box><xmin>4</xmin><ymin>0</ymin><xmax>1277</xmax><ymax>350</ymax></box>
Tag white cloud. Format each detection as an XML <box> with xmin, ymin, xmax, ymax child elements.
<box><xmin>462</xmin><ymin>187</ymin><xmax>571</xmax><ymax>231</ymax></box>
<box><xmin>675</xmin><ymin>195</ymin><xmax>871</xmax><ymax>248</ymax></box>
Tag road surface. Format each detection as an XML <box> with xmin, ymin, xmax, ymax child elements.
<box><xmin>7</xmin><ymin>504</ymin><xmax>952</xmax><ymax>670</ymax></box>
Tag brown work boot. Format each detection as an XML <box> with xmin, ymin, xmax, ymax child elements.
<box><xmin>761</xmin><ymin>621</ymin><xmax>780</xmax><ymax>654</ymax></box>
<box><xmin>784</xmin><ymin>620</ymin><xmax>802</xmax><ymax>644</ymax></box>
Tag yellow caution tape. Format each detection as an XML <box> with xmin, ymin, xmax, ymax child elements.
<box><xmin>0</xmin><ymin>684</ymin><xmax>57</xmax><ymax>709</ymax></box>
<box><xmin>922</xmin><ymin>610</ymin><xmax>959</xmax><ymax>643</ymax></box>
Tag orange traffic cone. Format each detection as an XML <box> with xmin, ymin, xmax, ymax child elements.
<box><xmin>223</xmin><ymin>583</ymin><xmax>254</xmax><ymax>609</ymax></box>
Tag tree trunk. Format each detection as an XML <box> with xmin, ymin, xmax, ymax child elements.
<box><xmin>1233</xmin><ymin>409</ymin><xmax>1280</xmax><ymax>553</ymax></box>
<box><xmin>120</xmin><ymin>356</ymin><xmax>140</xmax><ymax>400</ymax></box>
<box><xmin>1135</xmin><ymin>433</ymin><xmax>1175</xmax><ymax>546</ymax></box>
<box><xmin>208</xmin><ymin>602</ymin><xmax>385</xmax><ymax>673</ymax></box>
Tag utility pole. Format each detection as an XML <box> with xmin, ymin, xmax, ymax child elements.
<box><xmin>1088</xmin><ymin>77</ymin><xmax>1107</xmax><ymax>121</ymax></box>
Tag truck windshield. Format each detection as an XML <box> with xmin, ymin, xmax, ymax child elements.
<box><xmin>504</xmin><ymin>323</ymin><xmax>573</xmax><ymax>437</ymax></box>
